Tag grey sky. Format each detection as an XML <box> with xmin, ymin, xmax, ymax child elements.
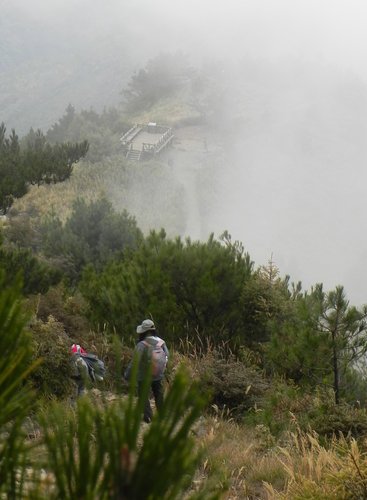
<box><xmin>8</xmin><ymin>0</ymin><xmax>367</xmax><ymax>71</ymax></box>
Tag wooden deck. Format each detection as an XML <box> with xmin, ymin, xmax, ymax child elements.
<box><xmin>120</xmin><ymin>124</ymin><xmax>174</xmax><ymax>161</ymax></box>
<box><xmin>133</xmin><ymin>131</ymin><xmax>164</xmax><ymax>150</ymax></box>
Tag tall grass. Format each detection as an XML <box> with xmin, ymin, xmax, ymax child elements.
<box><xmin>264</xmin><ymin>431</ymin><xmax>367</xmax><ymax>499</ymax></box>
<box><xmin>11</xmin><ymin>156</ymin><xmax>187</xmax><ymax>237</ymax></box>
<box><xmin>194</xmin><ymin>414</ymin><xmax>287</xmax><ymax>499</ymax></box>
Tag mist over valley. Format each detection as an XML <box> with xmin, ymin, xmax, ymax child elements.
<box><xmin>2</xmin><ymin>0</ymin><xmax>367</xmax><ymax>304</ymax></box>
<box><xmin>4</xmin><ymin>4</ymin><xmax>367</xmax><ymax>497</ymax></box>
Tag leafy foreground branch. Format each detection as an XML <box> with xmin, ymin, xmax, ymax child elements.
<box><xmin>36</xmin><ymin>370</ymin><xmax>221</xmax><ymax>499</ymax></box>
<box><xmin>0</xmin><ymin>275</ymin><xmax>39</xmax><ymax>498</ymax></box>
<box><xmin>0</xmin><ymin>277</ymin><xmax>221</xmax><ymax>498</ymax></box>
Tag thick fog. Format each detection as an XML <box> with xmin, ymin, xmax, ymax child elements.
<box><xmin>3</xmin><ymin>0</ymin><xmax>367</xmax><ymax>304</ymax></box>
<box><xmin>7</xmin><ymin>0</ymin><xmax>367</xmax><ymax>74</ymax></box>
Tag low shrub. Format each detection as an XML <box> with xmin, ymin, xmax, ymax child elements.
<box><xmin>193</xmin><ymin>349</ymin><xmax>269</xmax><ymax>416</ymax></box>
<box><xmin>244</xmin><ymin>379</ymin><xmax>301</xmax><ymax>436</ymax></box>
<box><xmin>247</xmin><ymin>381</ymin><xmax>367</xmax><ymax>439</ymax></box>
<box><xmin>28</xmin><ymin>285</ymin><xmax>136</xmax><ymax>396</ymax></box>
<box><xmin>306</xmin><ymin>399</ymin><xmax>367</xmax><ymax>438</ymax></box>
<box><xmin>0</xmin><ymin>244</ymin><xmax>61</xmax><ymax>295</ymax></box>
<box><xmin>34</xmin><ymin>284</ymin><xmax>90</xmax><ymax>339</ymax></box>
<box><xmin>29</xmin><ymin>315</ymin><xmax>73</xmax><ymax>398</ymax></box>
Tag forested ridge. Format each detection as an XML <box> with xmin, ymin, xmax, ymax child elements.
<box><xmin>2</xmin><ymin>55</ymin><xmax>367</xmax><ymax>498</ymax></box>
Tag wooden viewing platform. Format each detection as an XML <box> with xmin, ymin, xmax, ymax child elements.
<box><xmin>120</xmin><ymin>123</ymin><xmax>174</xmax><ymax>162</ymax></box>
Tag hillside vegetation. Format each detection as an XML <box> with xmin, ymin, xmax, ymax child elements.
<box><xmin>2</xmin><ymin>55</ymin><xmax>367</xmax><ymax>498</ymax></box>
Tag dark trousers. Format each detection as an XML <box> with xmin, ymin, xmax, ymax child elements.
<box><xmin>138</xmin><ymin>379</ymin><xmax>164</xmax><ymax>423</ymax></box>
<box><xmin>71</xmin><ymin>375</ymin><xmax>86</xmax><ymax>397</ymax></box>
<box><xmin>76</xmin><ymin>376</ymin><xmax>86</xmax><ymax>396</ymax></box>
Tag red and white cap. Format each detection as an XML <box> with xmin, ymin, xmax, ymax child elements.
<box><xmin>71</xmin><ymin>343</ymin><xmax>87</xmax><ymax>354</ymax></box>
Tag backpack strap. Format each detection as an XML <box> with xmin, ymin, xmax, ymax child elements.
<box><xmin>142</xmin><ymin>338</ymin><xmax>164</xmax><ymax>349</ymax></box>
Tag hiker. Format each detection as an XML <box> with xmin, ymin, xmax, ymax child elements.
<box><xmin>70</xmin><ymin>343</ymin><xmax>106</xmax><ymax>397</ymax></box>
<box><xmin>124</xmin><ymin>319</ymin><xmax>169</xmax><ymax>423</ymax></box>
<box><xmin>70</xmin><ymin>343</ymin><xmax>89</xmax><ymax>397</ymax></box>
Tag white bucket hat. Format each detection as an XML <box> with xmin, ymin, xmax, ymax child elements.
<box><xmin>136</xmin><ymin>319</ymin><xmax>156</xmax><ymax>334</ymax></box>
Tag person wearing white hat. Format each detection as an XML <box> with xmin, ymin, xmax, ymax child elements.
<box><xmin>125</xmin><ymin>319</ymin><xmax>169</xmax><ymax>423</ymax></box>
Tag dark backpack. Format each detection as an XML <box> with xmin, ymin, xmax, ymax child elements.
<box><xmin>80</xmin><ymin>353</ymin><xmax>106</xmax><ymax>382</ymax></box>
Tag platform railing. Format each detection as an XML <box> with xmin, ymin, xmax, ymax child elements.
<box><xmin>120</xmin><ymin>124</ymin><xmax>142</xmax><ymax>145</ymax></box>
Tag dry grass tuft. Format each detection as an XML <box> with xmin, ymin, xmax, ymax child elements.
<box><xmin>193</xmin><ymin>416</ymin><xmax>286</xmax><ymax>499</ymax></box>
<box><xmin>264</xmin><ymin>431</ymin><xmax>367</xmax><ymax>499</ymax></box>
<box><xmin>190</xmin><ymin>414</ymin><xmax>367</xmax><ymax>499</ymax></box>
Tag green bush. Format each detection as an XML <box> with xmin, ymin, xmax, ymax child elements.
<box><xmin>240</xmin><ymin>263</ymin><xmax>293</xmax><ymax>346</ymax></box>
<box><xmin>29</xmin><ymin>315</ymin><xmax>74</xmax><ymax>398</ymax></box>
<box><xmin>81</xmin><ymin>230</ymin><xmax>254</xmax><ymax>346</ymax></box>
<box><xmin>251</xmin><ymin>382</ymin><xmax>318</xmax><ymax>436</ymax></box>
<box><xmin>28</xmin><ymin>286</ymin><xmax>136</xmax><ymax>396</ymax></box>
<box><xmin>306</xmin><ymin>399</ymin><xmax>367</xmax><ymax>439</ymax></box>
<box><xmin>45</xmin><ymin>104</ymin><xmax>129</xmax><ymax>162</ymax></box>
<box><xmin>0</xmin><ymin>244</ymin><xmax>61</xmax><ymax>295</ymax></box>
<box><xmin>340</xmin><ymin>365</ymin><xmax>367</xmax><ymax>406</ymax></box>
<box><xmin>41</xmin><ymin>197</ymin><xmax>142</xmax><ymax>283</ymax></box>
<box><xmin>3</xmin><ymin>208</ymin><xmax>42</xmax><ymax>250</ymax></box>
<box><xmin>246</xmin><ymin>380</ymin><xmax>367</xmax><ymax>439</ymax></box>
<box><xmin>33</xmin><ymin>283</ymin><xmax>90</xmax><ymax>339</ymax></box>
<box><xmin>193</xmin><ymin>349</ymin><xmax>269</xmax><ymax>416</ymax></box>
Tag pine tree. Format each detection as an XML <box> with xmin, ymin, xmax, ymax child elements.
<box><xmin>0</xmin><ymin>123</ymin><xmax>27</xmax><ymax>213</ymax></box>
<box><xmin>318</xmin><ymin>286</ymin><xmax>367</xmax><ymax>404</ymax></box>
<box><xmin>0</xmin><ymin>123</ymin><xmax>89</xmax><ymax>213</ymax></box>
